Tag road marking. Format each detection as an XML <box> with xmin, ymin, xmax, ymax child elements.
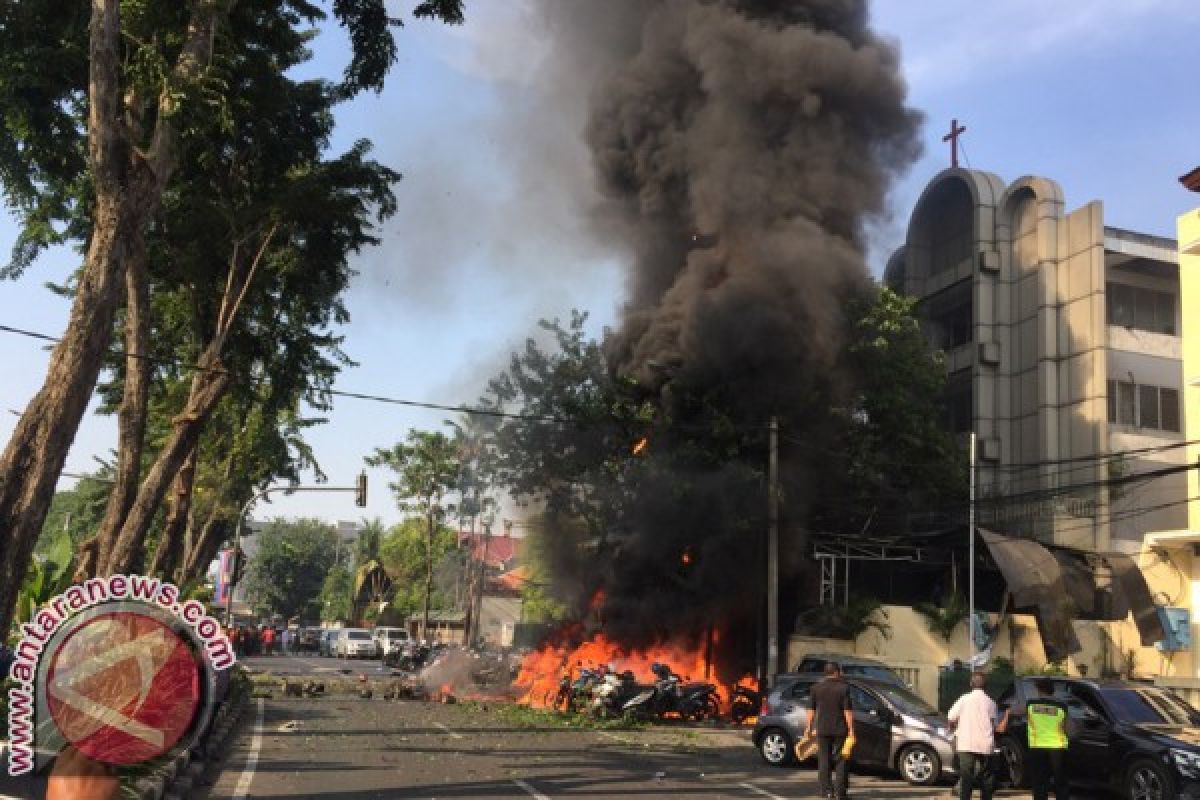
<box><xmin>434</xmin><ymin>721</ymin><xmax>463</xmax><ymax>740</ymax></box>
<box><xmin>739</xmin><ymin>782</ymin><xmax>788</xmax><ymax>800</ymax></box>
<box><xmin>513</xmin><ymin>778</ymin><xmax>552</xmax><ymax>799</ymax></box>
<box><xmin>232</xmin><ymin>699</ymin><xmax>265</xmax><ymax>800</ymax></box>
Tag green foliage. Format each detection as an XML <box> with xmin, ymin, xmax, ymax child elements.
<box><xmin>320</xmin><ymin>562</ymin><xmax>353</xmax><ymax>623</ymax></box>
<box><xmin>812</xmin><ymin>286</ymin><xmax>968</xmax><ymax>537</ymax></box>
<box><xmin>915</xmin><ymin>593</ymin><xmax>969</xmax><ymax>642</ymax></box>
<box><xmin>245</xmin><ymin>518</ymin><xmax>337</xmax><ymax>622</ymax></box>
<box><xmin>378</xmin><ymin>517</ymin><xmax>458</xmax><ymax>621</ymax></box>
<box><xmin>37</xmin><ymin>467</ymin><xmax>115</xmax><ymax>552</ymax></box>
<box><xmin>795</xmin><ymin>597</ymin><xmax>892</xmax><ymax>641</ymax></box>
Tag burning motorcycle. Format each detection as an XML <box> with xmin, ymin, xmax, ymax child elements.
<box><xmin>730</xmin><ymin>683</ymin><xmax>761</xmax><ymax>724</ymax></box>
<box><xmin>589</xmin><ymin>670</ymin><xmax>640</xmax><ymax>717</ymax></box>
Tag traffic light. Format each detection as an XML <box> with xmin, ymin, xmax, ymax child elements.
<box><xmin>355</xmin><ymin>471</ymin><xmax>368</xmax><ymax>507</ymax></box>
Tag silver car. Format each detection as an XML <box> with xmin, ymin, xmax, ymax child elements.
<box><xmin>752</xmin><ymin>674</ymin><xmax>957</xmax><ymax>786</ymax></box>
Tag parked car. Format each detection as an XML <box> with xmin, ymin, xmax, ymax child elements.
<box><xmin>298</xmin><ymin>627</ymin><xmax>321</xmax><ymax>653</ymax></box>
<box><xmin>793</xmin><ymin>653</ymin><xmax>908</xmax><ymax>688</ymax></box>
<box><xmin>373</xmin><ymin>627</ymin><xmax>410</xmax><ymax>657</ymax></box>
<box><xmin>753</xmin><ymin>673</ymin><xmax>956</xmax><ymax>786</ymax></box>
<box><xmin>337</xmin><ymin>628</ymin><xmax>377</xmax><ymax>659</ymax></box>
<box><xmin>318</xmin><ymin>629</ymin><xmax>340</xmax><ymax>657</ymax></box>
<box><xmin>995</xmin><ymin>676</ymin><xmax>1200</xmax><ymax>800</ymax></box>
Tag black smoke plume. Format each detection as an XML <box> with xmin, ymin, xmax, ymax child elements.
<box><xmin>530</xmin><ymin>0</ymin><xmax>922</xmax><ymax>671</ymax></box>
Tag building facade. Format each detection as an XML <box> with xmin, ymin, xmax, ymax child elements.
<box><xmin>885</xmin><ymin>168</ymin><xmax>1188</xmax><ymax>555</ymax></box>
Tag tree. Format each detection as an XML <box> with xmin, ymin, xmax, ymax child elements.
<box><xmin>810</xmin><ymin>286</ymin><xmax>967</xmax><ymax>538</ymax></box>
<box><xmin>0</xmin><ymin>0</ymin><xmax>465</xmax><ymax>640</ymax></box>
<box><xmin>378</xmin><ymin>517</ymin><xmax>458</xmax><ymax>627</ymax></box>
<box><xmin>245</xmin><ymin>518</ymin><xmax>337</xmax><ymax>623</ymax></box>
<box><xmin>365</xmin><ymin>429</ymin><xmax>462</xmax><ymax>641</ymax></box>
<box><xmin>320</xmin><ymin>563</ymin><xmax>353</xmax><ymax>625</ymax></box>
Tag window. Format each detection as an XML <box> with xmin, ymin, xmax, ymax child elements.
<box><xmin>848</xmin><ymin>686</ymin><xmax>883</xmax><ymax>713</ymax></box>
<box><xmin>1108</xmin><ymin>380</ymin><xmax>1136</xmax><ymax>425</ymax></box>
<box><xmin>1139</xmin><ymin>384</ymin><xmax>1160</xmax><ymax>429</ymax></box>
<box><xmin>1107</xmin><ymin>283</ymin><xmax>1177</xmax><ymax>335</ymax></box>
<box><xmin>787</xmin><ymin>682</ymin><xmax>815</xmax><ymax>702</ymax></box>
<box><xmin>1107</xmin><ymin>381</ymin><xmax>1182</xmax><ymax>433</ymax></box>
<box><xmin>1162</xmin><ymin>389</ymin><xmax>1181</xmax><ymax>432</ymax></box>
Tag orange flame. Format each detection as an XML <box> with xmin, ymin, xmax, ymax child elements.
<box><xmin>512</xmin><ymin>630</ymin><xmax>753</xmax><ymax>716</ymax></box>
<box><xmin>632</xmin><ymin>437</ymin><xmax>648</xmax><ymax>456</ymax></box>
<box><xmin>681</xmin><ymin>548</ymin><xmax>692</xmax><ymax>566</ymax></box>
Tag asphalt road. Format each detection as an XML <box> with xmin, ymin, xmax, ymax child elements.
<box><xmin>197</xmin><ymin>654</ymin><xmax>1069</xmax><ymax>800</ymax></box>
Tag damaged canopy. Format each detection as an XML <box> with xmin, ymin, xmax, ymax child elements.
<box><xmin>978</xmin><ymin>528</ymin><xmax>1164</xmax><ymax>662</ymax></box>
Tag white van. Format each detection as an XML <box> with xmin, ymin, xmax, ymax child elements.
<box><xmin>373</xmin><ymin>626</ymin><xmax>410</xmax><ymax>657</ymax></box>
<box><xmin>336</xmin><ymin>628</ymin><xmax>376</xmax><ymax>659</ymax></box>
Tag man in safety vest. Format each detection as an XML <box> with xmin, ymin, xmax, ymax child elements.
<box><xmin>1025</xmin><ymin>678</ymin><xmax>1069</xmax><ymax>800</ymax></box>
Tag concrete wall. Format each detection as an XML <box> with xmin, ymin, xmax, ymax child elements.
<box><xmin>786</xmin><ymin>603</ymin><xmax>1167</xmax><ymax>707</ymax></box>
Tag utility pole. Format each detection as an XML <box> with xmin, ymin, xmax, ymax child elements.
<box><xmin>968</xmin><ymin>431</ymin><xmax>977</xmax><ymax>663</ymax></box>
<box><xmin>224</xmin><ymin>477</ymin><xmax>367</xmax><ymax>628</ymax></box>
<box><xmin>767</xmin><ymin>416</ymin><xmax>780</xmax><ymax>686</ymax></box>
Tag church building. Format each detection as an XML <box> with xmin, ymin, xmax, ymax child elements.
<box><xmin>884</xmin><ymin>168</ymin><xmax>1188</xmax><ymax>556</ymax></box>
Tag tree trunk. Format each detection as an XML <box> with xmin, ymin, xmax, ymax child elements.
<box><xmin>90</xmin><ymin>236</ymin><xmax>152</xmax><ymax>574</ymax></box>
<box><xmin>422</xmin><ymin>512</ymin><xmax>434</xmax><ymax>642</ymax></box>
<box><xmin>0</xmin><ymin>0</ymin><xmax>226</xmax><ymax>638</ymax></box>
<box><xmin>103</xmin><ymin>352</ymin><xmax>229</xmax><ymax>574</ymax></box>
<box><xmin>178</xmin><ymin>453</ymin><xmax>236</xmax><ymax>583</ymax></box>
<box><xmin>148</xmin><ymin>443</ymin><xmax>198</xmax><ymax>579</ymax></box>
<box><xmin>0</xmin><ymin>0</ymin><xmax>130</xmax><ymax>638</ymax></box>
<box><xmin>178</xmin><ymin>511</ymin><xmax>229</xmax><ymax>586</ymax></box>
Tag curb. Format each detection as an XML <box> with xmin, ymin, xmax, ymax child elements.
<box><xmin>131</xmin><ymin>672</ymin><xmax>250</xmax><ymax>800</ymax></box>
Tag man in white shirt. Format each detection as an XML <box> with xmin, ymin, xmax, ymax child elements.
<box><xmin>947</xmin><ymin>671</ymin><xmax>1009</xmax><ymax>800</ymax></box>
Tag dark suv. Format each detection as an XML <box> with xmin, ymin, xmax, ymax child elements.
<box><xmin>794</xmin><ymin>653</ymin><xmax>908</xmax><ymax>688</ymax></box>
<box><xmin>995</xmin><ymin>676</ymin><xmax>1200</xmax><ymax>800</ymax></box>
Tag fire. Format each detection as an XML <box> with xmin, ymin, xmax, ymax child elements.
<box><xmin>632</xmin><ymin>436</ymin><xmax>648</xmax><ymax>456</ymax></box>
<box><xmin>512</xmin><ymin>630</ymin><xmax>753</xmax><ymax>716</ymax></box>
<box><xmin>681</xmin><ymin>547</ymin><xmax>692</xmax><ymax>566</ymax></box>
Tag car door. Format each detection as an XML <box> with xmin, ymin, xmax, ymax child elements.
<box><xmin>848</xmin><ymin>684</ymin><xmax>892</xmax><ymax>768</ymax></box>
<box><xmin>779</xmin><ymin>679</ymin><xmax>816</xmax><ymax>737</ymax></box>
<box><xmin>1063</xmin><ymin>684</ymin><xmax>1112</xmax><ymax>788</ymax></box>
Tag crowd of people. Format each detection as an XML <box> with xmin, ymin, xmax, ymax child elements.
<box><xmin>226</xmin><ymin>624</ymin><xmax>294</xmax><ymax>657</ymax></box>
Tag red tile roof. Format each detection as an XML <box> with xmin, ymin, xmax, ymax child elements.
<box><xmin>457</xmin><ymin>531</ymin><xmax>522</xmax><ymax>568</ymax></box>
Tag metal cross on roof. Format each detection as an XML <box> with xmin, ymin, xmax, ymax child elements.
<box><xmin>943</xmin><ymin>118</ymin><xmax>967</xmax><ymax>168</ymax></box>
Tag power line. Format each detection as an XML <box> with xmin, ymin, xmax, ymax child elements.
<box><xmin>0</xmin><ymin>322</ymin><xmax>567</xmax><ymax>423</ymax></box>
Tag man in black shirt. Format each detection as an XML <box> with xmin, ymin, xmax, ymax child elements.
<box><xmin>804</xmin><ymin>662</ymin><xmax>855</xmax><ymax>799</ymax></box>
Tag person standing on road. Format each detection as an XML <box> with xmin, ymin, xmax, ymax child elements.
<box><xmin>1026</xmin><ymin>678</ymin><xmax>1070</xmax><ymax>800</ymax></box>
<box><xmin>947</xmin><ymin>671</ymin><xmax>1009</xmax><ymax>800</ymax></box>
<box><xmin>281</xmin><ymin>627</ymin><xmax>291</xmax><ymax>655</ymax></box>
<box><xmin>262</xmin><ymin>625</ymin><xmax>275</xmax><ymax>656</ymax></box>
<box><xmin>804</xmin><ymin>662</ymin><xmax>855</xmax><ymax>800</ymax></box>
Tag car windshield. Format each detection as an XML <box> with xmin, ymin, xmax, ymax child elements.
<box><xmin>877</xmin><ymin>685</ymin><xmax>939</xmax><ymax>716</ymax></box>
<box><xmin>847</xmin><ymin>665</ymin><xmax>902</xmax><ymax>685</ymax></box>
<box><xmin>1099</xmin><ymin>688</ymin><xmax>1197</xmax><ymax>725</ymax></box>
<box><xmin>348</xmin><ymin>631</ymin><xmax>371</xmax><ymax>640</ymax></box>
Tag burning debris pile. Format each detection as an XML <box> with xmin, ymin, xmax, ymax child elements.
<box><xmin>516</xmin><ymin>0</ymin><xmax>923</xmax><ymax>678</ymax></box>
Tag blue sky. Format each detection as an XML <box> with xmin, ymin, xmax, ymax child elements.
<box><xmin>1</xmin><ymin>0</ymin><xmax>1198</xmax><ymax>528</ymax></box>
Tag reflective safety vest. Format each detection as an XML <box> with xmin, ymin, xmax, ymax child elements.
<box><xmin>1027</xmin><ymin>701</ymin><xmax>1067</xmax><ymax>749</ymax></box>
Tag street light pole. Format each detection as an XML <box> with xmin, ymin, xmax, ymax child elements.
<box><xmin>968</xmin><ymin>431</ymin><xmax>977</xmax><ymax>663</ymax></box>
<box><xmin>223</xmin><ymin>479</ymin><xmax>367</xmax><ymax>628</ymax></box>
<box><xmin>766</xmin><ymin>416</ymin><xmax>780</xmax><ymax>686</ymax></box>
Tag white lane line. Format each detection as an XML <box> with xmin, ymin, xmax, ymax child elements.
<box><xmin>232</xmin><ymin>698</ymin><xmax>265</xmax><ymax>800</ymax></box>
<box><xmin>739</xmin><ymin>782</ymin><xmax>788</xmax><ymax>800</ymax></box>
<box><xmin>513</xmin><ymin>778</ymin><xmax>552</xmax><ymax>799</ymax></box>
<box><xmin>434</xmin><ymin>721</ymin><xmax>464</xmax><ymax>740</ymax></box>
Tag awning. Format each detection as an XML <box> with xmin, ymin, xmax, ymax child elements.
<box><xmin>978</xmin><ymin>528</ymin><xmax>1165</xmax><ymax>658</ymax></box>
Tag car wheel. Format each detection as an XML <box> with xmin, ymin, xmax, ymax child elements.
<box><xmin>757</xmin><ymin>727</ymin><xmax>795</xmax><ymax>767</ymax></box>
<box><xmin>997</xmin><ymin>735</ymin><xmax>1026</xmax><ymax>788</ymax></box>
<box><xmin>1126</xmin><ymin>758</ymin><xmax>1175</xmax><ymax>800</ymax></box>
<box><xmin>897</xmin><ymin>743</ymin><xmax>940</xmax><ymax>786</ymax></box>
